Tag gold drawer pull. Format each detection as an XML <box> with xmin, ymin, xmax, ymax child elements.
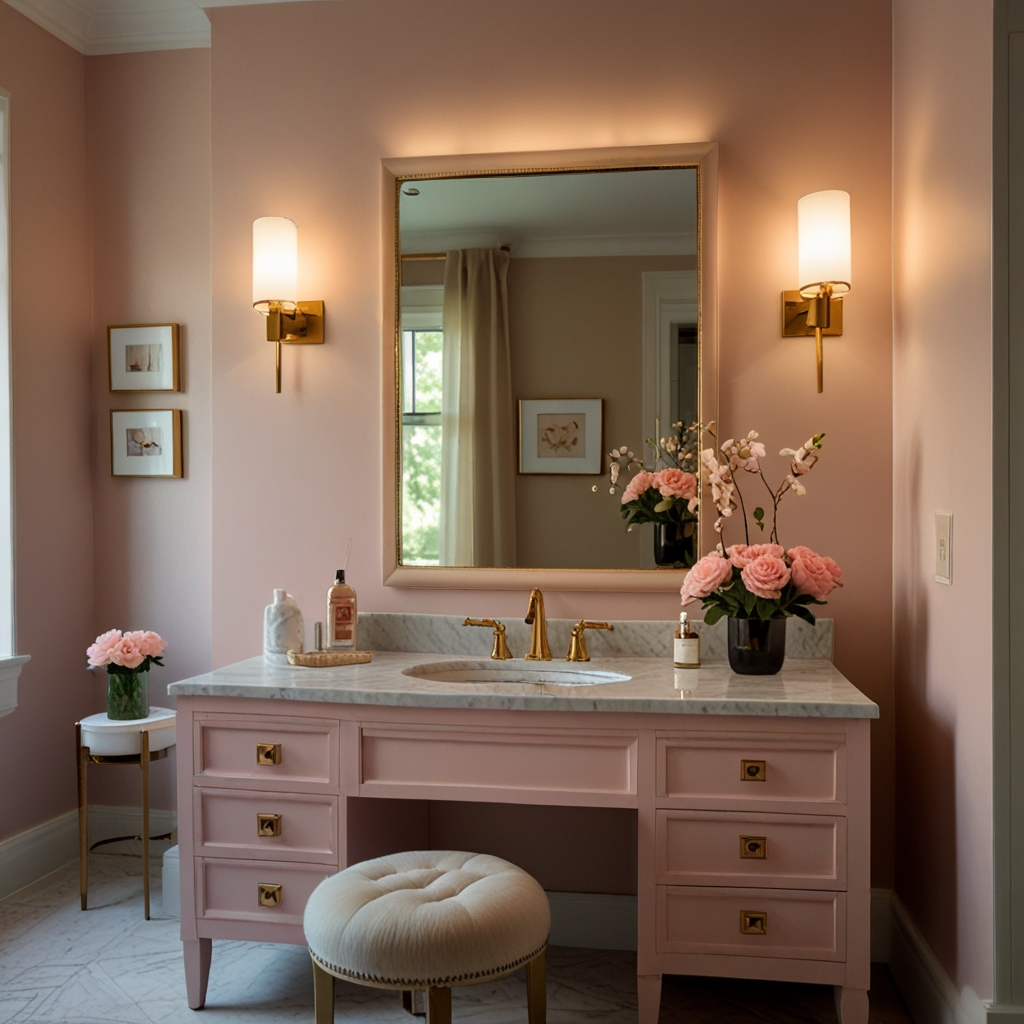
<box><xmin>740</xmin><ymin>835</ymin><xmax>767</xmax><ymax>859</ymax></box>
<box><xmin>256</xmin><ymin>742</ymin><xmax>281</xmax><ymax>766</ymax></box>
<box><xmin>740</xmin><ymin>759</ymin><xmax>766</xmax><ymax>782</ymax></box>
<box><xmin>257</xmin><ymin>813</ymin><xmax>282</xmax><ymax>837</ymax></box>
<box><xmin>740</xmin><ymin>911</ymin><xmax>767</xmax><ymax>935</ymax></box>
<box><xmin>258</xmin><ymin>883</ymin><xmax>282</xmax><ymax>907</ymax></box>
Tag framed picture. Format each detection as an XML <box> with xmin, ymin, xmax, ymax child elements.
<box><xmin>111</xmin><ymin>409</ymin><xmax>183</xmax><ymax>478</ymax></box>
<box><xmin>519</xmin><ymin>398</ymin><xmax>603</xmax><ymax>474</ymax></box>
<box><xmin>108</xmin><ymin>323</ymin><xmax>180</xmax><ymax>392</ymax></box>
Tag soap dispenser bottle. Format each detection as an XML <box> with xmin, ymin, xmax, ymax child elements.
<box><xmin>674</xmin><ymin>611</ymin><xmax>700</xmax><ymax>668</ymax></box>
<box><xmin>327</xmin><ymin>570</ymin><xmax>357</xmax><ymax>650</ymax></box>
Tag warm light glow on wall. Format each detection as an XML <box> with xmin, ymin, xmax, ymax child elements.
<box><xmin>797</xmin><ymin>190</ymin><xmax>851</xmax><ymax>295</ymax></box>
<box><xmin>252</xmin><ymin>216</ymin><xmax>298</xmax><ymax>310</ymax></box>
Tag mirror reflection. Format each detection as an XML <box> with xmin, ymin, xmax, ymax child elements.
<box><xmin>398</xmin><ymin>166</ymin><xmax>700</xmax><ymax>570</ymax></box>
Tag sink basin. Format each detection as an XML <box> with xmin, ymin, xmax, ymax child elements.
<box><xmin>403</xmin><ymin>660</ymin><xmax>632</xmax><ymax>687</ymax></box>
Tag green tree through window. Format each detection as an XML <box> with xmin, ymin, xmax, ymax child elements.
<box><xmin>401</xmin><ymin>330</ymin><xmax>442</xmax><ymax>564</ymax></box>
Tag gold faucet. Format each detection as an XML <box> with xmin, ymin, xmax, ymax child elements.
<box><xmin>463</xmin><ymin>618</ymin><xmax>513</xmax><ymax>660</ymax></box>
<box><xmin>566</xmin><ymin>620</ymin><xmax>613</xmax><ymax>662</ymax></box>
<box><xmin>525</xmin><ymin>588</ymin><xmax>551</xmax><ymax>660</ymax></box>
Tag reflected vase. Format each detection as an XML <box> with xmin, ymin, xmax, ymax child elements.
<box><xmin>653</xmin><ymin>521</ymin><xmax>696</xmax><ymax>568</ymax></box>
<box><xmin>107</xmin><ymin>668</ymin><xmax>149</xmax><ymax>720</ymax></box>
<box><xmin>727</xmin><ymin>617</ymin><xmax>787</xmax><ymax>676</ymax></box>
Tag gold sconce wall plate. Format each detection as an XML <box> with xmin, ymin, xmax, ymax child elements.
<box><xmin>257</xmin><ymin>883</ymin><xmax>283</xmax><ymax>907</ymax></box>
<box><xmin>782</xmin><ymin>291</ymin><xmax>843</xmax><ymax>337</ymax></box>
<box><xmin>740</xmin><ymin>911</ymin><xmax>768</xmax><ymax>935</ymax></box>
<box><xmin>257</xmin><ymin>813</ymin><xmax>282</xmax><ymax>837</ymax></box>
<box><xmin>266</xmin><ymin>300</ymin><xmax>325</xmax><ymax>345</ymax></box>
<box><xmin>256</xmin><ymin>742</ymin><xmax>282</xmax><ymax>766</ymax></box>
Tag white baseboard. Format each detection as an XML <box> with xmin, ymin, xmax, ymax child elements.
<box><xmin>547</xmin><ymin>891</ymin><xmax>637</xmax><ymax>950</ymax></box>
<box><xmin>0</xmin><ymin>804</ymin><xmax>177</xmax><ymax>902</ymax></box>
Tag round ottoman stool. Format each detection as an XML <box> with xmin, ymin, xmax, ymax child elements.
<box><xmin>303</xmin><ymin>850</ymin><xmax>550</xmax><ymax>1024</ymax></box>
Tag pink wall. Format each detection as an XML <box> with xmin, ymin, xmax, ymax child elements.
<box><xmin>208</xmin><ymin>0</ymin><xmax>894</xmax><ymax>884</ymax></box>
<box><xmin>84</xmin><ymin>49</ymin><xmax>213</xmax><ymax>812</ymax></box>
<box><xmin>893</xmin><ymin>0</ymin><xmax>994</xmax><ymax>997</ymax></box>
<box><xmin>0</xmin><ymin>3</ymin><xmax>94</xmax><ymax>842</ymax></box>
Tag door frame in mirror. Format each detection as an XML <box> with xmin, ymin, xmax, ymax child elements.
<box><xmin>381</xmin><ymin>142</ymin><xmax>718</xmax><ymax>592</ymax></box>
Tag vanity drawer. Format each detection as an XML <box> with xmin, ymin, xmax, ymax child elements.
<box><xmin>359</xmin><ymin>725</ymin><xmax>638</xmax><ymax>805</ymax></box>
<box><xmin>195</xmin><ymin>788</ymin><xmax>338</xmax><ymax>863</ymax></box>
<box><xmin>655</xmin><ymin>810</ymin><xmax>845</xmax><ymax>889</ymax></box>
<box><xmin>196</xmin><ymin>857</ymin><xmax>333</xmax><ymax>928</ymax></box>
<box><xmin>656</xmin><ymin>732</ymin><xmax>846</xmax><ymax>807</ymax></box>
<box><xmin>656</xmin><ymin>885</ymin><xmax>845</xmax><ymax>961</ymax></box>
<box><xmin>194</xmin><ymin>714</ymin><xmax>339</xmax><ymax>789</ymax></box>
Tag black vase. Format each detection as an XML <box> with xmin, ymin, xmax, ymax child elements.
<box><xmin>653</xmin><ymin>521</ymin><xmax>696</xmax><ymax>568</ymax></box>
<box><xmin>727</xmin><ymin>617</ymin><xmax>787</xmax><ymax>675</ymax></box>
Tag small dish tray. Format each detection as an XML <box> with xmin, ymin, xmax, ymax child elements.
<box><xmin>286</xmin><ymin>650</ymin><xmax>373</xmax><ymax>668</ymax></box>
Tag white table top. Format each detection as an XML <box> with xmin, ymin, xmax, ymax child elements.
<box><xmin>80</xmin><ymin>707</ymin><xmax>176</xmax><ymax>755</ymax></box>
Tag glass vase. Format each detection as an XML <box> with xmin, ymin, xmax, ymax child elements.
<box><xmin>653</xmin><ymin>521</ymin><xmax>696</xmax><ymax>568</ymax></box>
<box><xmin>107</xmin><ymin>668</ymin><xmax>149</xmax><ymax>720</ymax></box>
<box><xmin>727</xmin><ymin>617</ymin><xmax>787</xmax><ymax>676</ymax></box>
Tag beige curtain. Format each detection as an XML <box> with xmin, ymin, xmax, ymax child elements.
<box><xmin>439</xmin><ymin>248</ymin><xmax>517</xmax><ymax>567</ymax></box>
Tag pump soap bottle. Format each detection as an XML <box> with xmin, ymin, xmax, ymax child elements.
<box><xmin>327</xmin><ymin>570</ymin><xmax>357</xmax><ymax>650</ymax></box>
<box><xmin>674</xmin><ymin>611</ymin><xmax>700</xmax><ymax>668</ymax></box>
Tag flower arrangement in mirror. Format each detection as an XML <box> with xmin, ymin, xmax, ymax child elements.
<box><xmin>603</xmin><ymin>421</ymin><xmax>704</xmax><ymax>568</ymax></box>
<box><xmin>87</xmin><ymin>629</ymin><xmax>167</xmax><ymax>720</ymax></box>
<box><xmin>680</xmin><ymin>431</ymin><xmax>842</xmax><ymax>674</ymax></box>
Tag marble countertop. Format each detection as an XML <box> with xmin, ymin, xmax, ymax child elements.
<box><xmin>168</xmin><ymin>651</ymin><xmax>879</xmax><ymax>719</ymax></box>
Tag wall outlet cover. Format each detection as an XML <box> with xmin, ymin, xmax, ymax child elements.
<box><xmin>935</xmin><ymin>512</ymin><xmax>952</xmax><ymax>584</ymax></box>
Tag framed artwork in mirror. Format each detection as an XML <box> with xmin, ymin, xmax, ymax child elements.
<box><xmin>108</xmin><ymin>323</ymin><xmax>180</xmax><ymax>392</ymax></box>
<box><xmin>519</xmin><ymin>399</ymin><xmax>602</xmax><ymax>474</ymax></box>
<box><xmin>110</xmin><ymin>409</ymin><xmax>183</xmax><ymax>478</ymax></box>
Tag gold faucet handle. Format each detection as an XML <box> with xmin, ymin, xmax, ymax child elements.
<box><xmin>565</xmin><ymin>620</ymin><xmax>614</xmax><ymax>662</ymax></box>
<box><xmin>462</xmin><ymin>618</ymin><xmax>513</xmax><ymax>660</ymax></box>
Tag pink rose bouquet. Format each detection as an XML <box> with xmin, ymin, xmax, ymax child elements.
<box><xmin>87</xmin><ymin>628</ymin><xmax>166</xmax><ymax>673</ymax></box>
<box><xmin>681</xmin><ymin>430</ymin><xmax>842</xmax><ymax>626</ymax></box>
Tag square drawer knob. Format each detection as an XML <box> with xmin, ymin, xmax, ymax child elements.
<box><xmin>740</xmin><ymin>759</ymin><xmax>766</xmax><ymax>782</ymax></box>
<box><xmin>740</xmin><ymin>911</ymin><xmax>767</xmax><ymax>935</ymax></box>
<box><xmin>739</xmin><ymin>835</ymin><xmax>767</xmax><ymax>859</ymax></box>
<box><xmin>258</xmin><ymin>883</ymin><xmax>283</xmax><ymax>907</ymax></box>
<box><xmin>257</xmin><ymin>813</ymin><xmax>282</xmax><ymax>837</ymax></box>
<box><xmin>256</xmin><ymin>742</ymin><xmax>282</xmax><ymax>766</ymax></box>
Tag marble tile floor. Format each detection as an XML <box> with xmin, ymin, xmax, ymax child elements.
<box><xmin>0</xmin><ymin>854</ymin><xmax>915</xmax><ymax>1024</ymax></box>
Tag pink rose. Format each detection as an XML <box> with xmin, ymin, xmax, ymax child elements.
<box><xmin>654</xmin><ymin>468</ymin><xmax>697</xmax><ymax>501</ymax></box>
<box><xmin>680</xmin><ymin>553</ymin><xmax>735</xmax><ymax>605</ymax></box>
<box><xmin>125</xmin><ymin>630</ymin><xmax>165</xmax><ymax>658</ymax></box>
<box><xmin>621</xmin><ymin>471</ymin><xmax>657</xmax><ymax>504</ymax></box>
<box><xmin>110</xmin><ymin>637</ymin><xmax>145</xmax><ymax>670</ymax></box>
<box><xmin>740</xmin><ymin>554</ymin><xmax>792</xmax><ymax>600</ymax></box>
<box><xmin>87</xmin><ymin>629</ymin><xmax>123</xmax><ymax>667</ymax></box>
<box><xmin>727</xmin><ymin>543</ymin><xmax>785</xmax><ymax>569</ymax></box>
<box><xmin>788</xmin><ymin>546</ymin><xmax>843</xmax><ymax>600</ymax></box>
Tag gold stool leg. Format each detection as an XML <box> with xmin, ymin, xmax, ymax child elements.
<box><xmin>527</xmin><ymin>950</ymin><xmax>546</xmax><ymax>1024</ymax></box>
<box><xmin>426</xmin><ymin>987</ymin><xmax>451</xmax><ymax>1024</ymax></box>
<box><xmin>141</xmin><ymin>728</ymin><xmax>150</xmax><ymax>920</ymax></box>
<box><xmin>311</xmin><ymin>957</ymin><xmax>335</xmax><ymax>1024</ymax></box>
<box><xmin>76</xmin><ymin>724</ymin><xmax>88</xmax><ymax>911</ymax></box>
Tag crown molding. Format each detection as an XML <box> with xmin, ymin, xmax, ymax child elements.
<box><xmin>2</xmin><ymin>0</ymin><xmax>91</xmax><ymax>52</ymax></box>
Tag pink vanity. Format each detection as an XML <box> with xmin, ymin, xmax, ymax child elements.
<box><xmin>170</xmin><ymin>649</ymin><xmax>877</xmax><ymax>1023</ymax></box>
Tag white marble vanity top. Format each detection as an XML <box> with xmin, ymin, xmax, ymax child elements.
<box><xmin>168</xmin><ymin>650</ymin><xmax>879</xmax><ymax>719</ymax></box>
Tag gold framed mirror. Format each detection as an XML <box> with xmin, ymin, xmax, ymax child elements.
<box><xmin>381</xmin><ymin>143</ymin><xmax>718</xmax><ymax>591</ymax></box>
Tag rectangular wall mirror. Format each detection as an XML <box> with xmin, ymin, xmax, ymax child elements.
<box><xmin>382</xmin><ymin>144</ymin><xmax>718</xmax><ymax>591</ymax></box>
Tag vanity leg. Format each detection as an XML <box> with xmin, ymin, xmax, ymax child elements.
<box><xmin>402</xmin><ymin>990</ymin><xmax>425</xmax><ymax>1015</ymax></box>
<box><xmin>426</xmin><ymin>986</ymin><xmax>451</xmax><ymax>1024</ymax></box>
<box><xmin>312</xmin><ymin>959</ymin><xmax>335</xmax><ymax>1024</ymax></box>
<box><xmin>526</xmin><ymin>949</ymin><xmax>546</xmax><ymax>1024</ymax></box>
<box><xmin>637</xmin><ymin>974</ymin><xmax>662</xmax><ymax>1024</ymax></box>
<box><xmin>834</xmin><ymin>986</ymin><xmax>869</xmax><ymax>1024</ymax></box>
<box><xmin>183</xmin><ymin>938</ymin><xmax>212</xmax><ymax>1010</ymax></box>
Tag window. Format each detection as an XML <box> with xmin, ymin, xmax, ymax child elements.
<box><xmin>401</xmin><ymin>329</ymin><xmax>442</xmax><ymax>565</ymax></box>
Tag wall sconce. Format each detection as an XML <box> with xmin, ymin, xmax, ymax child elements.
<box><xmin>252</xmin><ymin>217</ymin><xmax>324</xmax><ymax>393</ymax></box>
<box><xmin>781</xmin><ymin>190</ymin><xmax>851</xmax><ymax>393</ymax></box>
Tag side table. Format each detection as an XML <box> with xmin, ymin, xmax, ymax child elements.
<box><xmin>76</xmin><ymin>707</ymin><xmax>176</xmax><ymax>919</ymax></box>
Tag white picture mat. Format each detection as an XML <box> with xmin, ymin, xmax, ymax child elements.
<box><xmin>520</xmin><ymin>398</ymin><xmax>602</xmax><ymax>474</ymax></box>
<box><xmin>111</xmin><ymin>409</ymin><xmax>177</xmax><ymax>477</ymax></box>
<box><xmin>109</xmin><ymin>325</ymin><xmax>176</xmax><ymax>391</ymax></box>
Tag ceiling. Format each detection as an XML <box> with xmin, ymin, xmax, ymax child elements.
<box><xmin>3</xmin><ymin>0</ymin><xmax>337</xmax><ymax>55</ymax></box>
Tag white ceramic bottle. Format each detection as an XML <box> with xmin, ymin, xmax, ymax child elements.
<box><xmin>674</xmin><ymin>611</ymin><xmax>700</xmax><ymax>668</ymax></box>
<box><xmin>264</xmin><ymin>589</ymin><xmax>304</xmax><ymax>665</ymax></box>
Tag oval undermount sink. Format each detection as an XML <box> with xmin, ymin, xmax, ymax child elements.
<box><xmin>403</xmin><ymin>660</ymin><xmax>631</xmax><ymax>687</ymax></box>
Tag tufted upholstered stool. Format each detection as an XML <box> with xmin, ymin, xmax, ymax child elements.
<box><xmin>303</xmin><ymin>850</ymin><xmax>550</xmax><ymax>1024</ymax></box>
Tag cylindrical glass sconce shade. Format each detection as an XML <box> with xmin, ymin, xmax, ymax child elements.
<box><xmin>253</xmin><ymin>217</ymin><xmax>298</xmax><ymax>308</ymax></box>
<box><xmin>797</xmin><ymin>191</ymin><xmax>851</xmax><ymax>295</ymax></box>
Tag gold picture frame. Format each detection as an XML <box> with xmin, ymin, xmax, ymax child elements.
<box><xmin>110</xmin><ymin>409</ymin><xmax>183</xmax><ymax>478</ymax></box>
<box><xmin>108</xmin><ymin>323</ymin><xmax>180</xmax><ymax>392</ymax></box>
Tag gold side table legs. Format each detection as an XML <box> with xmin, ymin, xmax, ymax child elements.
<box><xmin>76</xmin><ymin>721</ymin><xmax>173</xmax><ymax>920</ymax></box>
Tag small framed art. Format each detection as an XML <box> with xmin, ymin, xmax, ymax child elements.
<box><xmin>519</xmin><ymin>398</ymin><xmax>603</xmax><ymax>474</ymax></box>
<box><xmin>111</xmin><ymin>409</ymin><xmax>183</xmax><ymax>478</ymax></box>
<box><xmin>108</xmin><ymin>323</ymin><xmax>180</xmax><ymax>392</ymax></box>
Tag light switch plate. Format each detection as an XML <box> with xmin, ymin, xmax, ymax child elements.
<box><xmin>935</xmin><ymin>512</ymin><xmax>952</xmax><ymax>584</ymax></box>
